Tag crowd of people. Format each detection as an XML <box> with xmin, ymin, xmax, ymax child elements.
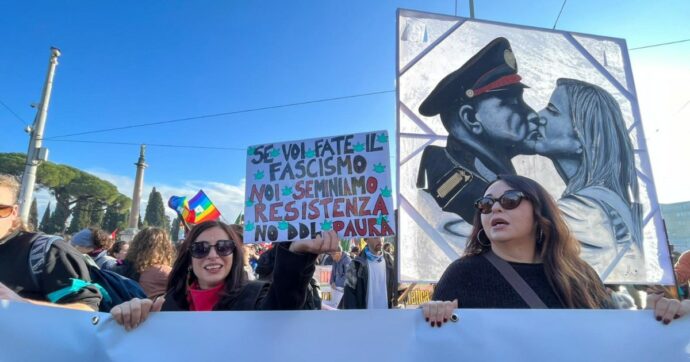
<box><xmin>1</xmin><ymin>171</ymin><xmax>689</xmax><ymax>335</ymax></box>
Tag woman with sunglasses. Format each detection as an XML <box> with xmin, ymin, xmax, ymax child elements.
<box><xmin>422</xmin><ymin>175</ymin><xmax>690</xmax><ymax>326</ymax></box>
<box><xmin>111</xmin><ymin>220</ymin><xmax>340</xmax><ymax>330</ymax></box>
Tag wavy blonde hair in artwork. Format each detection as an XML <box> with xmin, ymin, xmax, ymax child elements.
<box><xmin>125</xmin><ymin>227</ymin><xmax>176</xmax><ymax>273</ymax></box>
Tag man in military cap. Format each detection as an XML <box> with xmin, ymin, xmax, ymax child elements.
<box><xmin>416</xmin><ymin>37</ymin><xmax>539</xmax><ymax>222</ymax></box>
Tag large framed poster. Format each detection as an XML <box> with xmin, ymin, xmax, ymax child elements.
<box><xmin>396</xmin><ymin>9</ymin><xmax>673</xmax><ymax>284</ymax></box>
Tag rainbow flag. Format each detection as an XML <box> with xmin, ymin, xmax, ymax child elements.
<box><xmin>187</xmin><ymin>190</ymin><xmax>221</xmax><ymax>223</ymax></box>
<box><xmin>168</xmin><ymin>195</ymin><xmax>194</xmax><ymax>223</ymax></box>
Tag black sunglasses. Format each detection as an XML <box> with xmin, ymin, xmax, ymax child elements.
<box><xmin>190</xmin><ymin>240</ymin><xmax>236</xmax><ymax>259</ymax></box>
<box><xmin>474</xmin><ymin>190</ymin><xmax>528</xmax><ymax>214</ymax></box>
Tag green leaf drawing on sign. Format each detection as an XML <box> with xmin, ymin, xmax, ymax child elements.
<box><xmin>278</xmin><ymin>220</ymin><xmax>289</xmax><ymax>230</ymax></box>
<box><xmin>380</xmin><ymin>186</ymin><xmax>392</xmax><ymax>197</ymax></box>
<box><xmin>245</xmin><ymin>221</ymin><xmax>255</xmax><ymax>231</ymax></box>
<box><xmin>376</xmin><ymin>133</ymin><xmax>388</xmax><ymax>144</ymax></box>
<box><xmin>373</xmin><ymin>163</ymin><xmax>386</xmax><ymax>173</ymax></box>
<box><xmin>353</xmin><ymin>143</ymin><xmax>365</xmax><ymax>152</ymax></box>
<box><xmin>282</xmin><ymin>186</ymin><xmax>293</xmax><ymax>196</ymax></box>
<box><xmin>306</xmin><ymin>149</ymin><xmax>316</xmax><ymax>158</ymax></box>
<box><xmin>247</xmin><ymin>146</ymin><xmax>256</xmax><ymax>156</ymax></box>
<box><xmin>321</xmin><ymin>220</ymin><xmax>333</xmax><ymax>231</ymax></box>
<box><xmin>270</xmin><ymin>148</ymin><xmax>280</xmax><ymax>158</ymax></box>
<box><xmin>376</xmin><ymin>214</ymin><xmax>388</xmax><ymax>226</ymax></box>
<box><xmin>245</xmin><ymin>199</ymin><xmax>254</xmax><ymax>207</ymax></box>
<box><xmin>254</xmin><ymin>170</ymin><xmax>264</xmax><ymax>180</ymax></box>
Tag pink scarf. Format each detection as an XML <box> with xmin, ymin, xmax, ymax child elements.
<box><xmin>186</xmin><ymin>281</ymin><xmax>224</xmax><ymax>311</ymax></box>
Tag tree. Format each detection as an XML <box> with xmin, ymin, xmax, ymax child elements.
<box><xmin>29</xmin><ymin>198</ymin><xmax>38</xmax><ymax>231</ymax></box>
<box><xmin>103</xmin><ymin>204</ymin><xmax>126</xmax><ymax>233</ymax></box>
<box><xmin>138</xmin><ymin>214</ymin><xmax>143</xmax><ymax>229</ymax></box>
<box><xmin>67</xmin><ymin>199</ymin><xmax>92</xmax><ymax>233</ymax></box>
<box><xmin>39</xmin><ymin>202</ymin><xmax>52</xmax><ymax>232</ymax></box>
<box><xmin>170</xmin><ymin>216</ymin><xmax>180</xmax><ymax>242</ymax></box>
<box><xmin>0</xmin><ymin>152</ymin><xmax>132</xmax><ymax>233</ymax></box>
<box><xmin>144</xmin><ymin>187</ymin><xmax>167</xmax><ymax>229</ymax></box>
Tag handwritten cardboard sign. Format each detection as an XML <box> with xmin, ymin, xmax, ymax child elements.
<box><xmin>244</xmin><ymin>131</ymin><xmax>395</xmax><ymax>243</ymax></box>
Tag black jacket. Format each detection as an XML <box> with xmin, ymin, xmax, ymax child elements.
<box><xmin>0</xmin><ymin>231</ymin><xmax>101</xmax><ymax>310</ymax></box>
<box><xmin>161</xmin><ymin>243</ymin><xmax>316</xmax><ymax>311</ymax></box>
<box><xmin>340</xmin><ymin>251</ymin><xmax>397</xmax><ymax>309</ymax></box>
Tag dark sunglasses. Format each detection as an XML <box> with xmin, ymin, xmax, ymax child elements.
<box><xmin>190</xmin><ymin>240</ymin><xmax>236</xmax><ymax>259</ymax></box>
<box><xmin>474</xmin><ymin>190</ymin><xmax>528</xmax><ymax>214</ymax></box>
<box><xmin>0</xmin><ymin>204</ymin><xmax>14</xmax><ymax>218</ymax></box>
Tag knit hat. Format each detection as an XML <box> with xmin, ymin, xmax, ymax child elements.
<box><xmin>71</xmin><ymin>228</ymin><xmax>94</xmax><ymax>248</ymax></box>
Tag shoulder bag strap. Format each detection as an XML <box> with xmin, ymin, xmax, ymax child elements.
<box><xmin>482</xmin><ymin>250</ymin><xmax>547</xmax><ymax>309</ymax></box>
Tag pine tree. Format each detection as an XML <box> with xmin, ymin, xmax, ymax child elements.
<box><xmin>144</xmin><ymin>187</ymin><xmax>167</xmax><ymax>229</ymax></box>
<box><xmin>170</xmin><ymin>216</ymin><xmax>180</xmax><ymax>242</ymax></box>
<box><xmin>103</xmin><ymin>204</ymin><xmax>123</xmax><ymax>233</ymax></box>
<box><xmin>29</xmin><ymin>198</ymin><xmax>38</xmax><ymax>231</ymax></box>
<box><xmin>138</xmin><ymin>214</ymin><xmax>143</xmax><ymax>229</ymax></box>
<box><xmin>39</xmin><ymin>202</ymin><xmax>52</xmax><ymax>232</ymax></box>
<box><xmin>67</xmin><ymin>199</ymin><xmax>91</xmax><ymax>233</ymax></box>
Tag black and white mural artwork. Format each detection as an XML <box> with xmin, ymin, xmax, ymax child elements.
<box><xmin>397</xmin><ymin>9</ymin><xmax>673</xmax><ymax>284</ymax></box>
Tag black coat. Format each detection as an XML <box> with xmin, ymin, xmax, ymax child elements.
<box><xmin>340</xmin><ymin>251</ymin><xmax>397</xmax><ymax>309</ymax></box>
<box><xmin>161</xmin><ymin>243</ymin><xmax>316</xmax><ymax>311</ymax></box>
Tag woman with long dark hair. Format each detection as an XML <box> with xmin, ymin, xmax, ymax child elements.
<box><xmin>110</xmin><ymin>220</ymin><xmax>339</xmax><ymax>330</ymax></box>
<box><xmin>422</xmin><ymin>175</ymin><xmax>688</xmax><ymax>326</ymax></box>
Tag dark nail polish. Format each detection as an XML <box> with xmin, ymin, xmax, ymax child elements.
<box><xmin>656</xmin><ymin>316</ymin><xmax>662</xmax><ymax>321</ymax></box>
<box><xmin>431</xmin><ymin>321</ymin><xmax>435</xmax><ymax>327</ymax></box>
<box><xmin>425</xmin><ymin>318</ymin><xmax>429</xmax><ymax>322</ymax></box>
<box><xmin>674</xmin><ymin>314</ymin><xmax>680</xmax><ymax>319</ymax></box>
<box><xmin>437</xmin><ymin>323</ymin><xmax>442</xmax><ymax>328</ymax></box>
<box><xmin>443</xmin><ymin>318</ymin><xmax>448</xmax><ymax>323</ymax></box>
<box><xmin>663</xmin><ymin>319</ymin><xmax>670</xmax><ymax>325</ymax></box>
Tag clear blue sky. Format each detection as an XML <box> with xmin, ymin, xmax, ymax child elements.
<box><xmin>1</xmin><ymin>0</ymin><xmax>688</xmax><ymax>219</ymax></box>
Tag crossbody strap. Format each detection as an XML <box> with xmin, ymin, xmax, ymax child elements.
<box><xmin>483</xmin><ymin>250</ymin><xmax>547</xmax><ymax>309</ymax></box>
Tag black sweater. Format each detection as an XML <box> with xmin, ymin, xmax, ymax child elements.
<box><xmin>432</xmin><ymin>254</ymin><xmax>566</xmax><ymax>308</ymax></box>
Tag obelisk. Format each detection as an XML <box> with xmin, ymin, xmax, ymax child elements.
<box><xmin>127</xmin><ymin>145</ymin><xmax>148</xmax><ymax>229</ymax></box>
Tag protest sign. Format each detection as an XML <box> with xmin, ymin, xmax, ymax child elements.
<box><xmin>244</xmin><ymin>131</ymin><xmax>395</xmax><ymax>243</ymax></box>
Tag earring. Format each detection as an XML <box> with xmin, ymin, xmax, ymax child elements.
<box><xmin>476</xmin><ymin>229</ymin><xmax>491</xmax><ymax>247</ymax></box>
<box><xmin>537</xmin><ymin>228</ymin><xmax>545</xmax><ymax>244</ymax></box>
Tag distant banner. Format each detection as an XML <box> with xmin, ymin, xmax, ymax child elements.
<box><xmin>244</xmin><ymin>131</ymin><xmax>395</xmax><ymax>243</ymax></box>
<box><xmin>1</xmin><ymin>302</ymin><xmax>689</xmax><ymax>361</ymax></box>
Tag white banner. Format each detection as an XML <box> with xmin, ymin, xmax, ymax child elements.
<box><xmin>244</xmin><ymin>131</ymin><xmax>395</xmax><ymax>243</ymax></box>
<box><xmin>1</xmin><ymin>302</ymin><xmax>689</xmax><ymax>361</ymax></box>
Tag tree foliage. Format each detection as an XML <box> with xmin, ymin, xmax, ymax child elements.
<box><xmin>144</xmin><ymin>187</ymin><xmax>167</xmax><ymax>229</ymax></box>
<box><xmin>0</xmin><ymin>153</ymin><xmax>132</xmax><ymax>233</ymax></box>
<box><xmin>39</xmin><ymin>202</ymin><xmax>52</xmax><ymax>232</ymax></box>
<box><xmin>29</xmin><ymin>198</ymin><xmax>38</xmax><ymax>231</ymax></box>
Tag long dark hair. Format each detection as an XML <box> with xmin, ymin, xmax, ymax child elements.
<box><xmin>166</xmin><ymin>220</ymin><xmax>246</xmax><ymax>310</ymax></box>
<box><xmin>464</xmin><ymin>174</ymin><xmax>610</xmax><ymax>309</ymax></box>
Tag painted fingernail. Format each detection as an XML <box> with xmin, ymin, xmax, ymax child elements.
<box><xmin>656</xmin><ymin>316</ymin><xmax>662</xmax><ymax>321</ymax></box>
<box><xmin>663</xmin><ymin>319</ymin><xmax>670</xmax><ymax>325</ymax></box>
<box><xmin>443</xmin><ymin>318</ymin><xmax>448</xmax><ymax>323</ymax></box>
<box><xmin>674</xmin><ymin>314</ymin><xmax>680</xmax><ymax>319</ymax></box>
<box><xmin>437</xmin><ymin>322</ymin><xmax>442</xmax><ymax>328</ymax></box>
<box><xmin>431</xmin><ymin>321</ymin><xmax>435</xmax><ymax>327</ymax></box>
<box><xmin>425</xmin><ymin>317</ymin><xmax>429</xmax><ymax>322</ymax></box>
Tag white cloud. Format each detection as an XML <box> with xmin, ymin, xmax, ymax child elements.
<box><xmin>87</xmin><ymin>169</ymin><xmax>246</xmax><ymax>226</ymax></box>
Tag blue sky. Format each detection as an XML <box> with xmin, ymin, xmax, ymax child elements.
<box><xmin>1</xmin><ymin>0</ymin><xmax>688</xmax><ymax>221</ymax></box>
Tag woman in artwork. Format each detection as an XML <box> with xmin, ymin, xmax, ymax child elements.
<box><xmin>533</xmin><ymin>78</ymin><xmax>643</xmax><ymax>280</ymax></box>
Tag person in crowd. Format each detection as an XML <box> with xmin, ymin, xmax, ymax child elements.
<box><xmin>675</xmin><ymin>251</ymin><xmax>690</xmax><ymax>299</ymax></box>
<box><xmin>329</xmin><ymin>246</ymin><xmax>351</xmax><ymax>307</ymax></box>
<box><xmin>422</xmin><ymin>175</ymin><xmax>689</xmax><ymax>326</ymax></box>
<box><xmin>110</xmin><ymin>220</ymin><xmax>339</xmax><ymax>329</ymax></box>
<box><xmin>534</xmin><ymin>78</ymin><xmax>643</xmax><ymax>278</ymax></box>
<box><xmin>113</xmin><ymin>227</ymin><xmax>175</xmax><ymax>298</ymax></box>
<box><xmin>383</xmin><ymin>242</ymin><xmax>394</xmax><ymax>255</ymax></box>
<box><xmin>0</xmin><ymin>174</ymin><xmax>101</xmax><ymax>311</ymax></box>
<box><xmin>340</xmin><ymin>237</ymin><xmax>397</xmax><ymax>309</ymax></box>
<box><xmin>349</xmin><ymin>246</ymin><xmax>360</xmax><ymax>259</ymax></box>
<box><xmin>108</xmin><ymin>241</ymin><xmax>129</xmax><ymax>264</ymax></box>
<box><xmin>243</xmin><ymin>244</ymin><xmax>257</xmax><ymax>281</ymax></box>
<box><xmin>71</xmin><ymin>227</ymin><xmax>118</xmax><ymax>270</ymax></box>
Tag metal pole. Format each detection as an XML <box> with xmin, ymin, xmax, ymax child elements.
<box><xmin>469</xmin><ymin>0</ymin><xmax>475</xmax><ymax>18</ymax></box>
<box><xmin>19</xmin><ymin>47</ymin><xmax>61</xmax><ymax>223</ymax></box>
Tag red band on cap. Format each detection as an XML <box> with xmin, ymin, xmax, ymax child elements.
<box><xmin>471</xmin><ymin>74</ymin><xmax>522</xmax><ymax>97</ymax></box>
